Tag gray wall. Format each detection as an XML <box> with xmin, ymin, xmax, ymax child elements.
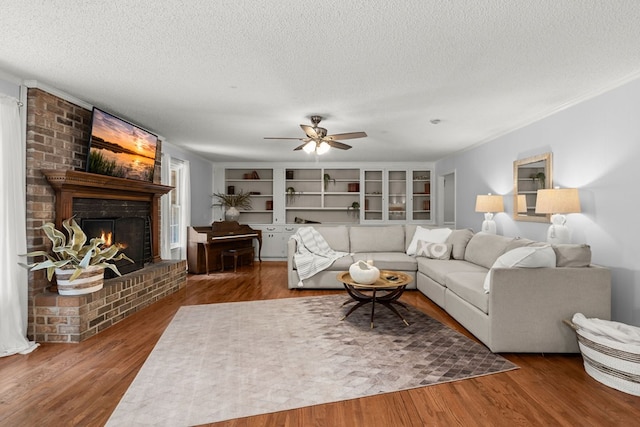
<box><xmin>436</xmin><ymin>76</ymin><xmax>640</xmax><ymax>326</ymax></box>
<box><xmin>162</xmin><ymin>141</ymin><xmax>215</xmax><ymax>226</ymax></box>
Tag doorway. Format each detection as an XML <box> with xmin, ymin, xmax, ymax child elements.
<box><xmin>437</xmin><ymin>171</ymin><xmax>456</xmax><ymax>227</ymax></box>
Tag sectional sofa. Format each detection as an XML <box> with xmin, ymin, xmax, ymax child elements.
<box><xmin>287</xmin><ymin>225</ymin><xmax>611</xmax><ymax>353</ymax></box>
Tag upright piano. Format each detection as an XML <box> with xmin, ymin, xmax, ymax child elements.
<box><xmin>187</xmin><ymin>221</ymin><xmax>262</xmax><ymax>274</ymax></box>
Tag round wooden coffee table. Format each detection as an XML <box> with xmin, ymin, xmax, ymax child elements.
<box><xmin>337</xmin><ymin>270</ymin><xmax>413</xmax><ymax>329</ymax></box>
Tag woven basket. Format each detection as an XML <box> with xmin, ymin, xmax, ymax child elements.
<box><xmin>565</xmin><ymin>319</ymin><xmax>640</xmax><ymax>396</ymax></box>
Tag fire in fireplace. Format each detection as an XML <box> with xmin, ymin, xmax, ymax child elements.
<box><xmin>80</xmin><ymin>217</ymin><xmax>151</xmax><ymax>277</ymax></box>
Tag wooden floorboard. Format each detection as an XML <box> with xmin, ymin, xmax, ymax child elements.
<box><xmin>1</xmin><ymin>261</ymin><xmax>638</xmax><ymax>426</ymax></box>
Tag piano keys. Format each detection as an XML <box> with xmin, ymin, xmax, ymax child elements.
<box><xmin>187</xmin><ymin>221</ymin><xmax>262</xmax><ymax>274</ymax></box>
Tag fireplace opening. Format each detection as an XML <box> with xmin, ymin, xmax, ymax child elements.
<box><xmin>80</xmin><ymin>217</ymin><xmax>150</xmax><ymax>277</ymax></box>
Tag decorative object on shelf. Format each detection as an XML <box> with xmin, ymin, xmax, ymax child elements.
<box><xmin>475</xmin><ymin>193</ymin><xmax>504</xmax><ymax>234</ymax></box>
<box><xmin>347</xmin><ymin>201</ymin><xmax>360</xmax><ymax>218</ymax></box>
<box><xmin>294</xmin><ymin>217</ymin><xmax>321</xmax><ymax>224</ymax></box>
<box><xmin>423</xmin><ymin>200</ymin><xmax>431</xmax><ymax>211</ymax></box>
<box><xmin>266</xmin><ymin>200</ymin><xmax>273</xmax><ymax>210</ymax></box>
<box><xmin>286</xmin><ymin>170</ymin><xmax>294</xmax><ymax>180</ymax></box>
<box><xmin>535</xmin><ymin>187</ymin><xmax>581</xmax><ymax>244</ymax></box>
<box><xmin>531</xmin><ymin>171</ymin><xmax>546</xmax><ymax>189</ymax></box>
<box><xmin>227</xmin><ymin>185</ymin><xmax>235</xmax><ymax>195</ymax></box>
<box><xmin>212</xmin><ymin>191</ymin><xmax>253</xmax><ymax>221</ymax></box>
<box><xmin>425</xmin><ymin>183</ymin><xmax>430</xmax><ymax>194</ymax></box>
<box><xmin>348</xmin><ymin>182</ymin><xmax>360</xmax><ymax>192</ymax></box>
<box><xmin>286</xmin><ymin>186</ymin><xmax>298</xmax><ymax>204</ymax></box>
<box><xmin>323</xmin><ymin>173</ymin><xmax>335</xmax><ymax>190</ymax></box>
<box><xmin>251</xmin><ymin>170</ymin><xmax>260</xmax><ymax>179</ymax></box>
<box><xmin>348</xmin><ymin>260</ymin><xmax>380</xmax><ymax>285</ymax></box>
<box><xmin>20</xmin><ymin>217</ymin><xmax>133</xmax><ymax>295</ymax></box>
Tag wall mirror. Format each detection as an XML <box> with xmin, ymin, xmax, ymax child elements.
<box><xmin>513</xmin><ymin>152</ymin><xmax>553</xmax><ymax>222</ymax></box>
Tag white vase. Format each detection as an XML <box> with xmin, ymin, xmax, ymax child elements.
<box><xmin>349</xmin><ymin>260</ymin><xmax>380</xmax><ymax>285</ymax></box>
<box><xmin>225</xmin><ymin>206</ymin><xmax>240</xmax><ymax>222</ymax></box>
<box><xmin>55</xmin><ymin>265</ymin><xmax>104</xmax><ymax>295</ymax></box>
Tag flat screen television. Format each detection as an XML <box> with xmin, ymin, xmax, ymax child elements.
<box><xmin>86</xmin><ymin>107</ymin><xmax>158</xmax><ymax>182</ymax></box>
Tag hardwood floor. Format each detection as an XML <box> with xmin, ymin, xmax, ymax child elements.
<box><xmin>1</xmin><ymin>261</ymin><xmax>638</xmax><ymax>426</ymax></box>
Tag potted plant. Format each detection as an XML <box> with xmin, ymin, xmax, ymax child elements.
<box><xmin>286</xmin><ymin>186</ymin><xmax>298</xmax><ymax>204</ymax></box>
<box><xmin>323</xmin><ymin>173</ymin><xmax>335</xmax><ymax>191</ymax></box>
<box><xmin>347</xmin><ymin>201</ymin><xmax>360</xmax><ymax>218</ymax></box>
<box><xmin>212</xmin><ymin>190</ymin><xmax>253</xmax><ymax>221</ymax></box>
<box><xmin>20</xmin><ymin>217</ymin><xmax>133</xmax><ymax>295</ymax></box>
<box><xmin>531</xmin><ymin>172</ymin><xmax>546</xmax><ymax>189</ymax></box>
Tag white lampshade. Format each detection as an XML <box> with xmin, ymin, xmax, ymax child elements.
<box><xmin>317</xmin><ymin>141</ymin><xmax>330</xmax><ymax>155</ymax></box>
<box><xmin>302</xmin><ymin>141</ymin><xmax>316</xmax><ymax>153</ymax></box>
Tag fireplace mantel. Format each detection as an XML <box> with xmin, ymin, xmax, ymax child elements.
<box><xmin>42</xmin><ymin>169</ymin><xmax>172</xmax><ymax>262</ymax></box>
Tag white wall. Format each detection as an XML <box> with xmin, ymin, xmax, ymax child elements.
<box><xmin>162</xmin><ymin>141</ymin><xmax>215</xmax><ymax>226</ymax></box>
<box><xmin>436</xmin><ymin>76</ymin><xmax>640</xmax><ymax>326</ymax></box>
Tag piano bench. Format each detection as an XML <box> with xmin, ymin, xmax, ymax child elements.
<box><xmin>220</xmin><ymin>247</ymin><xmax>255</xmax><ymax>273</ymax></box>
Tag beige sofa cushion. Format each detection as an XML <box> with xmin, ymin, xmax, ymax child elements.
<box><xmin>350</xmin><ymin>225</ymin><xmax>405</xmax><ymax>252</ymax></box>
<box><xmin>446</xmin><ymin>228</ymin><xmax>474</xmax><ymax>260</ymax></box>
<box><xmin>417</xmin><ymin>258</ymin><xmax>488</xmax><ymax>286</ymax></box>
<box><xmin>464</xmin><ymin>232</ymin><xmax>514</xmax><ymax>269</ymax></box>
<box><xmin>312</xmin><ymin>225</ymin><xmax>350</xmax><ymax>252</ymax></box>
<box><xmin>446</xmin><ymin>272</ymin><xmax>489</xmax><ymax>314</ymax></box>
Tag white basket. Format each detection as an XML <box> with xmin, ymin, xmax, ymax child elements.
<box><xmin>566</xmin><ymin>318</ymin><xmax>640</xmax><ymax>396</ymax></box>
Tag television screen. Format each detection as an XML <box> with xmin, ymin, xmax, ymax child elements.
<box><xmin>87</xmin><ymin>107</ymin><xmax>158</xmax><ymax>182</ymax></box>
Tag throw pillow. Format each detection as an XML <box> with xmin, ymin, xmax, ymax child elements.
<box><xmin>553</xmin><ymin>244</ymin><xmax>592</xmax><ymax>267</ymax></box>
<box><xmin>415</xmin><ymin>241</ymin><xmax>452</xmax><ymax>259</ymax></box>
<box><xmin>406</xmin><ymin>226</ymin><xmax>452</xmax><ymax>256</ymax></box>
<box><xmin>483</xmin><ymin>245</ymin><xmax>556</xmax><ymax>293</ymax></box>
<box><xmin>446</xmin><ymin>228</ymin><xmax>474</xmax><ymax>260</ymax></box>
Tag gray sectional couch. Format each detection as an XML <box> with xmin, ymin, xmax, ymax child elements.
<box><xmin>287</xmin><ymin>224</ymin><xmax>611</xmax><ymax>353</ymax></box>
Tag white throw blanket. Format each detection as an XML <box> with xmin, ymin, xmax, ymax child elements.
<box><xmin>572</xmin><ymin>313</ymin><xmax>640</xmax><ymax>346</ymax></box>
<box><xmin>291</xmin><ymin>227</ymin><xmax>349</xmax><ymax>285</ymax></box>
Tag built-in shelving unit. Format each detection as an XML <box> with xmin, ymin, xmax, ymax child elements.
<box><xmin>412</xmin><ymin>170</ymin><xmax>431</xmax><ymax>221</ymax></box>
<box><xmin>217</xmin><ymin>164</ymin><xmax>434</xmax><ymax>260</ymax></box>
<box><xmin>285</xmin><ymin>168</ymin><xmax>360</xmax><ymax>224</ymax></box>
<box><xmin>224</xmin><ymin>168</ymin><xmax>274</xmax><ymax>224</ymax></box>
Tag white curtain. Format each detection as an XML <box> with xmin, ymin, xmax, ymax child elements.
<box><xmin>180</xmin><ymin>160</ymin><xmax>191</xmax><ymax>260</ymax></box>
<box><xmin>0</xmin><ymin>95</ymin><xmax>38</xmax><ymax>357</ymax></box>
<box><xmin>160</xmin><ymin>151</ymin><xmax>172</xmax><ymax>259</ymax></box>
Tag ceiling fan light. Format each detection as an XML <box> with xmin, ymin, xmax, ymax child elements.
<box><xmin>303</xmin><ymin>141</ymin><xmax>316</xmax><ymax>153</ymax></box>
<box><xmin>317</xmin><ymin>141</ymin><xmax>330</xmax><ymax>155</ymax></box>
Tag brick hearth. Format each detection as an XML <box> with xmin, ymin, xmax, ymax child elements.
<box><xmin>33</xmin><ymin>261</ymin><xmax>186</xmax><ymax>343</ymax></box>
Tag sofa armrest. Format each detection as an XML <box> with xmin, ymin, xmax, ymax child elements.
<box><xmin>488</xmin><ymin>266</ymin><xmax>611</xmax><ymax>352</ymax></box>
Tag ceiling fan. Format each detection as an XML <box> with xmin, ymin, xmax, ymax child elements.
<box><xmin>264</xmin><ymin>115</ymin><xmax>367</xmax><ymax>154</ymax></box>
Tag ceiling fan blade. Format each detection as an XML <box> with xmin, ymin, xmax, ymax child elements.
<box><xmin>325</xmin><ymin>131</ymin><xmax>367</xmax><ymax>140</ymax></box>
<box><xmin>300</xmin><ymin>124</ymin><xmax>318</xmax><ymax>139</ymax></box>
<box><xmin>264</xmin><ymin>137</ymin><xmax>305</xmax><ymax>140</ymax></box>
<box><xmin>325</xmin><ymin>140</ymin><xmax>352</xmax><ymax>150</ymax></box>
<box><xmin>293</xmin><ymin>143</ymin><xmax>307</xmax><ymax>151</ymax></box>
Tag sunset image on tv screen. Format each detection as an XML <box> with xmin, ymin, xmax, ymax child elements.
<box><xmin>87</xmin><ymin>108</ymin><xmax>157</xmax><ymax>182</ymax></box>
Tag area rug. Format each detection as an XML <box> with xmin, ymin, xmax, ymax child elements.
<box><xmin>106</xmin><ymin>295</ymin><xmax>517</xmax><ymax>426</ymax></box>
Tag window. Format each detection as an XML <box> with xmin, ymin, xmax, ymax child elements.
<box><xmin>169</xmin><ymin>161</ymin><xmax>184</xmax><ymax>249</ymax></box>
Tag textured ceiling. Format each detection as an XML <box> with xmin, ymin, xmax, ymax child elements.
<box><xmin>2</xmin><ymin>1</ymin><xmax>640</xmax><ymax>163</ymax></box>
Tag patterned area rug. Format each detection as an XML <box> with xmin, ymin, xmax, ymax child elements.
<box><xmin>107</xmin><ymin>295</ymin><xmax>517</xmax><ymax>426</ymax></box>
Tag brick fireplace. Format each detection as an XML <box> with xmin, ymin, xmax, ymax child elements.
<box><xmin>25</xmin><ymin>87</ymin><xmax>187</xmax><ymax>343</ymax></box>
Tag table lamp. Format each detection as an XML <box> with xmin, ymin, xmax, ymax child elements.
<box><xmin>475</xmin><ymin>193</ymin><xmax>504</xmax><ymax>234</ymax></box>
<box><xmin>535</xmin><ymin>188</ymin><xmax>581</xmax><ymax>244</ymax></box>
